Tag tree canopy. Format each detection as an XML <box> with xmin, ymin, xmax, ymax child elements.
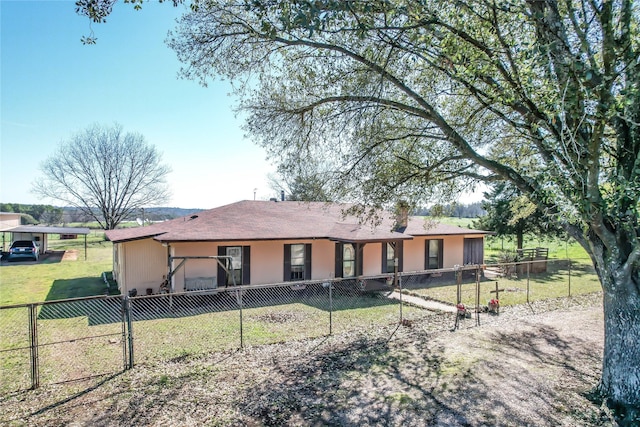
<box><xmin>78</xmin><ymin>0</ymin><xmax>639</xmax><ymax>419</ymax></box>
<box><xmin>33</xmin><ymin>123</ymin><xmax>171</xmax><ymax>230</ymax></box>
<box><xmin>474</xmin><ymin>181</ymin><xmax>565</xmax><ymax>249</ymax></box>
<box><xmin>167</xmin><ymin>0</ymin><xmax>639</xmax><ymax>417</ymax></box>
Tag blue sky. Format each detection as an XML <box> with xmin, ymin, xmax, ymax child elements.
<box><xmin>1</xmin><ymin>1</ymin><xmax>275</xmax><ymax>209</ymax></box>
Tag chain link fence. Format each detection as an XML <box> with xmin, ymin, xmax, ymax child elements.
<box><xmin>0</xmin><ymin>258</ymin><xmax>599</xmax><ymax>395</ymax></box>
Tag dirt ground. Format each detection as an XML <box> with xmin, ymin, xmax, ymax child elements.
<box><xmin>1</xmin><ymin>293</ymin><xmax>615</xmax><ymax>426</ymax></box>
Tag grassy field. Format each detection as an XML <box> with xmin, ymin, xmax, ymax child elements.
<box><xmin>0</xmin><ymin>232</ymin><xmax>112</xmax><ymax>305</ymax></box>
<box><xmin>404</xmin><ymin>261</ymin><xmax>601</xmax><ymax>308</ymax></box>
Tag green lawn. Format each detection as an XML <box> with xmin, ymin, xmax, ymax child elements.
<box><xmin>0</xmin><ymin>232</ymin><xmax>112</xmax><ymax>305</ymax></box>
<box><xmin>405</xmin><ymin>259</ymin><xmax>601</xmax><ymax>307</ymax></box>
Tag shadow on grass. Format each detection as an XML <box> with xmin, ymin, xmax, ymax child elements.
<box><xmin>36</xmin><ymin>283</ymin><xmax>400</xmax><ymax>326</ymax></box>
<box><xmin>44</xmin><ymin>278</ymin><xmax>107</xmax><ymax>301</ymax></box>
<box><xmin>37</xmin><ymin>295</ymin><xmax>123</xmax><ymax>325</ymax></box>
<box><xmin>237</xmin><ymin>325</ymin><xmax>603</xmax><ymax>425</ymax></box>
<box><xmin>81</xmin><ymin>322</ymin><xmax>606</xmax><ymax>426</ymax></box>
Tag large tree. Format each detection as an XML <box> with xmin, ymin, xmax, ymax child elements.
<box><xmin>34</xmin><ymin>123</ymin><xmax>171</xmax><ymax>229</ymax></box>
<box><xmin>81</xmin><ymin>0</ymin><xmax>639</xmax><ymax>419</ymax></box>
<box><xmin>475</xmin><ymin>181</ymin><xmax>564</xmax><ymax>250</ymax></box>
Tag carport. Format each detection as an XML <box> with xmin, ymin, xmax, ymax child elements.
<box><xmin>1</xmin><ymin>226</ymin><xmax>91</xmax><ymax>260</ymax></box>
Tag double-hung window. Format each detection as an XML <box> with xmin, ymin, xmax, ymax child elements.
<box><xmin>284</xmin><ymin>243</ymin><xmax>312</xmax><ymax>281</ymax></box>
<box><xmin>426</xmin><ymin>239</ymin><xmax>443</xmax><ymax>269</ymax></box>
<box><xmin>226</xmin><ymin>246</ymin><xmax>243</xmax><ymax>285</ymax></box>
<box><xmin>217</xmin><ymin>246</ymin><xmax>250</xmax><ymax>286</ymax></box>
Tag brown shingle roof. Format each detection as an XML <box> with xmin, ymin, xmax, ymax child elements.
<box><xmin>104</xmin><ymin>200</ymin><xmax>488</xmax><ymax>243</ymax></box>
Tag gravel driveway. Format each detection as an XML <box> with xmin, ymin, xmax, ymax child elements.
<box><xmin>1</xmin><ymin>293</ymin><xmax>613</xmax><ymax>426</ymax></box>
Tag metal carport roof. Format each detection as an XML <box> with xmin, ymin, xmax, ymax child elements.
<box><xmin>2</xmin><ymin>226</ymin><xmax>92</xmax><ymax>260</ymax></box>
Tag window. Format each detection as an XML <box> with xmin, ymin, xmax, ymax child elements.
<box><xmin>290</xmin><ymin>244</ymin><xmax>305</xmax><ymax>280</ymax></box>
<box><xmin>284</xmin><ymin>243</ymin><xmax>311</xmax><ymax>281</ymax></box>
<box><xmin>382</xmin><ymin>241</ymin><xmax>403</xmax><ymax>273</ymax></box>
<box><xmin>217</xmin><ymin>246</ymin><xmax>250</xmax><ymax>286</ymax></box>
<box><xmin>343</xmin><ymin>243</ymin><xmax>356</xmax><ymax>277</ymax></box>
<box><xmin>335</xmin><ymin>242</ymin><xmax>363</xmax><ymax>278</ymax></box>
<box><xmin>386</xmin><ymin>243</ymin><xmax>395</xmax><ymax>272</ymax></box>
<box><xmin>426</xmin><ymin>239</ymin><xmax>443</xmax><ymax>269</ymax></box>
<box><xmin>384</xmin><ymin>242</ymin><xmax>395</xmax><ymax>273</ymax></box>
<box><xmin>226</xmin><ymin>246</ymin><xmax>243</xmax><ymax>285</ymax></box>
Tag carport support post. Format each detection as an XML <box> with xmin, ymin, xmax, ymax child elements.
<box><xmin>28</xmin><ymin>304</ymin><xmax>39</xmax><ymax>390</ymax></box>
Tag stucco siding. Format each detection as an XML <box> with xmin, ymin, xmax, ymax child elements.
<box><xmin>113</xmin><ymin>234</ymin><xmax>484</xmax><ymax>292</ymax></box>
<box><xmin>170</xmin><ymin>242</ymin><xmax>217</xmax><ymax>291</ymax></box>
<box><xmin>403</xmin><ymin>238</ymin><xmax>425</xmax><ymax>271</ymax></box>
<box><xmin>170</xmin><ymin>239</ymin><xmax>339</xmax><ymax>287</ymax></box>
<box><xmin>122</xmin><ymin>239</ymin><xmax>167</xmax><ymax>295</ymax></box>
<box><xmin>246</xmin><ymin>240</ymin><xmax>284</xmax><ymax>284</ymax></box>
<box><xmin>443</xmin><ymin>236</ymin><xmax>465</xmax><ymax>267</ymax></box>
<box><xmin>363</xmin><ymin>243</ymin><xmax>383</xmax><ymax>276</ymax></box>
<box><xmin>312</xmin><ymin>240</ymin><xmax>335</xmax><ymax>280</ymax></box>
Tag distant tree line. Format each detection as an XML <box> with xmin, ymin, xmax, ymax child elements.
<box><xmin>0</xmin><ymin>203</ymin><xmax>63</xmax><ymax>225</ymax></box>
<box><xmin>414</xmin><ymin>202</ymin><xmax>485</xmax><ymax>218</ymax></box>
<box><xmin>1</xmin><ymin>204</ymin><xmax>202</xmax><ymax>226</ymax></box>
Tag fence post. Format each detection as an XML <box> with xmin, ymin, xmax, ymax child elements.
<box><xmin>124</xmin><ymin>296</ymin><xmax>134</xmax><ymax>369</ymax></box>
<box><xmin>526</xmin><ymin>262</ymin><xmax>531</xmax><ymax>304</ymax></box>
<box><xmin>238</xmin><ymin>288</ymin><xmax>244</xmax><ymax>349</ymax></box>
<box><xmin>395</xmin><ymin>258</ymin><xmax>402</xmax><ymax>324</ymax></box>
<box><xmin>329</xmin><ymin>281</ymin><xmax>333</xmax><ymax>336</ymax></box>
<box><xmin>456</xmin><ymin>265</ymin><xmax>462</xmax><ymax>304</ymax></box>
<box><xmin>475</xmin><ymin>265</ymin><xmax>481</xmax><ymax>326</ymax></box>
<box><xmin>568</xmin><ymin>259</ymin><xmax>572</xmax><ymax>297</ymax></box>
<box><xmin>120</xmin><ymin>296</ymin><xmax>129</xmax><ymax>370</ymax></box>
<box><xmin>28</xmin><ymin>304</ymin><xmax>39</xmax><ymax>390</ymax></box>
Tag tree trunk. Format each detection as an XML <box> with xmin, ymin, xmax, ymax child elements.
<box><xmin>598</xmin><ymin>262</ymin><xmax>640</xmax><ymax>423</ymax></box>
<box><xmin>516</xmin><ymin>230</ymin><xmax>524</xmax><ymax>250</ymax></box>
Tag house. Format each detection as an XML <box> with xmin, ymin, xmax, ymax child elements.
<box><xmin>104</xmin><ymin>200</ymin><xmax>489</xmax><ymax>295</ymax></box>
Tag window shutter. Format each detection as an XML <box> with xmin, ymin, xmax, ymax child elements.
<box><xmin>283</xmin><ymin>244</ymin><xmax>291</xmax><ymax>281</ymax></box>
<box><xmin>424</xmin><ymin>240</ymin><xmax>428</xmax><ymax>269</ymax></box>
<box><xmin>217</xmin><ymin>246</ymin><xmax>226</xmax><ymax>287</ymax></box>
<box><xmin>304</xmin><ymin>243</ymin><xmax>312</xmax><ymax>280</ymax></box>
<box><xmin>242</xmin><ymin>246</ymin><xmax>251</xmax><ymax>285</ymax></box>
<box><xmin>397</xmin><ymin>241</ymin><xmax>404</xmax><ymax>272</ymax></box>
<box><xmin>438</xmin><ymin>239</ymin><xmax>444</xmax><ymax>268</ymax></box>
<box><xmin>356</xmin><ymin>243</ymin><xmax>364</xmax><ymax>276</ymax></box>
<box><xmin>335</xmin><ymin>243</ymin><xmax>342</xmax><ymax>277</ymax></box>
<box><xmin>381</xmin><ymin>242</ymin><xmax>388</xmax><ymax>273</ymax></box>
